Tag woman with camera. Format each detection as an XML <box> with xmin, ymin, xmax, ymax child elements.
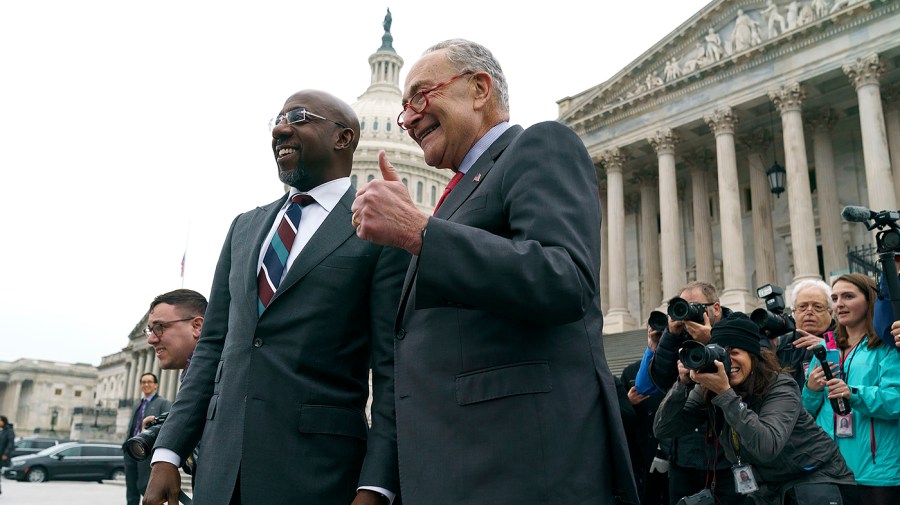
<box><xmin>654</xmin><ymin>314</ymin><xmax>856</xmax><ymax>505</ymax></box>
<box><xmin>802</xmin><ymin>273</ymin><xmax>900</xmax><ymax>504</ymax></box>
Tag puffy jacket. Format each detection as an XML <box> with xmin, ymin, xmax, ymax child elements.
<box><xmin>656</xmin><ymin>374</ymin><xmax>855</xmax><ymax>505</ymax></box>
<box><xmin>802</xmin><ymin>339</ymin><xmax>900</xmax><ymax>486</ymax></box>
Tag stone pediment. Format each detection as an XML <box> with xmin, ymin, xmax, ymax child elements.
<box><xmin>557</xmin><ymin>0</ymin><xmax>886</xmax><ymax>133</ymax></box>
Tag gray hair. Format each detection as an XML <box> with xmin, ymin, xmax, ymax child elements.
<box><xmin>424</xmin><ymin>39</ymin><xmax>509</xmax><ymax>114</ymax></box>
<box><xmin>789</xmin><ymin>279</ymin><xmax>833</xmax><ymax>309</ymax></box>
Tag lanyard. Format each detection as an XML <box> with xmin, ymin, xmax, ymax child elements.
<box><xmin>730</xmin><ymin>427</ymin><xmax>743</xmax><ymax>465</ymax></box>
<box><xmin>839</xmin><ymin>339</ymin><xmax>863</xmax><ymax>381</ymax></box>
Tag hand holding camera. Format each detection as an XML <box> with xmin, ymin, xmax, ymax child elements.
<box><xmin>668</xmin><ymin>297</ymin><xmax>713</xmax><ymax>343</ymax></box>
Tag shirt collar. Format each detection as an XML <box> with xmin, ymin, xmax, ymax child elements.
<box><xmin>286</xmin><ymin>177</ymin><xmax>351</xmax><ymax>212</ymax></box>
<box><xmin>457</xmin><ymin>121</ymin><xmax>511</xmax><ymax>175</ymax></box>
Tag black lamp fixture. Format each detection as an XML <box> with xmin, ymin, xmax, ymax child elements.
<box><xmin>767</xmin><ymin>102</ymin><xmax>786</xmax><ymax>197</ymax></box>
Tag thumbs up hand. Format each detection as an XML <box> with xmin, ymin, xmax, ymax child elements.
<box><xmin>352</xmin><ymin>150</ymin><xmax>429</xmax><ymax>254</ymax></box>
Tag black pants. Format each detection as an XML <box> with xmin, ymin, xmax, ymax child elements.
<box><xmin>669</xmin><ymin>464</ymin><xmax>745</xmax><ymax>505</ymax></box>
<box><xmin>642</xmin><ymin>468</ymin><xmax>670</xmax><ymax>505</ymax></box>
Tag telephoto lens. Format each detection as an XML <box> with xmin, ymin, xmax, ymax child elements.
<box><xmin>123</xmin><ymin>412</ymin><xmax>168</xmax><ymax>462</ymax></box>
<box><xmin>648</xmin><ymin>310</ymin><xmax>668</xmax><ymax>332</ymax></box>
<box><xmin>678</xmin><ymin>340</ymin><xmax>731</xmax><ymax>374</ymax></box>
<box><xmin>667</xmin><ymin>297</ymin><xmax>706</xmax><ymax>324</ymax></box>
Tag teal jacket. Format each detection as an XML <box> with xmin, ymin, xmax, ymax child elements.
<box><xmin>801</xmin><ymin>340</ymin><xmax>900</xmax><ymax>486</ymax></box>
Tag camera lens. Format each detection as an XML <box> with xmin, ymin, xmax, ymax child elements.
<box><xmin>668</xmin><ymin>298</ymin><xmax>691</xmax><ymax>320</ymax></box>
<box><xmin>124</xmin><ymin>437</ymin><xmax>152</xmax><ymax>461</ymax></box>
<box><xmin>648</xmin><ymin>311</ymin><xmax>668</xmax><ymax>332</ymax></box>
<box><xmin>679</xmin><ymin>340</ymin><xmax>709</xmax><ymax>370</ymax></box>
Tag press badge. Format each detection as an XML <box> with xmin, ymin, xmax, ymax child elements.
<box><xmin>834</xmin><ymin>412</ymin><xmax>854</xmax><ymax>438</ymax></box>
<box><xmin>732</xmin><ymin>464</ymin><xmax>759</xmax><ymax>494</ymax></box>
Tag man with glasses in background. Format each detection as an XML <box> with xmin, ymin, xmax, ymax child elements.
<box><xmin>125</xmin><ymin>372</ymin><xmax>171</xmax><ymax>505</ymax></box>
<box><xmin>143</xmin><ymin>90</ymin><xmax>408</xmax><ymax>505</ymax></box>
<box><xmin>351</xmin><ymin>39</ymin><xmax>638</xmax><ymax>504</ymax></box>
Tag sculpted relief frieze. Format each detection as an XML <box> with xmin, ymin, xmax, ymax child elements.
<box><xmin>609</xmin><ymin>0</ymin><xmax>879</xmax><ymax>108</ymax></box>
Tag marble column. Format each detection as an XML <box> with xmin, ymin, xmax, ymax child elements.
<box><xmin>637</xmin><ymin>171</ymin><xmax>662</xmax><ymax>317</ymax></box>
<box><xmin>600</xmin><ymin>148</ymin><xmax>637</xmax><ymax>332</ymax></box>
<box><xmin>705</xmin><ymin>107</ymin><xmax>755</xmax><ymax>312</ymax></box>
<box><xmin>844</xmin><ymin>54</ymin><xmax>896</xmax><ymax>211</ymax></box>
<box><xmin>686</xmin><ymin>149</ymin><xmax>716</xmax><ymax>285</ymax></box>
<box><xmin>741</xmin><ymin>129</ymin><xmax>778</xmax><ymax>287</ymax></box>
<box><xmin>133</xmin><ymin>352</ymin><xmax>147</xmax><ymax>399</ymax></box>
<box><xmin>770</xmin><ymin>83</ymin><xmax>821</xmax><ymax>283</ymax></box>
<box><xmin>883</xmin><ymin>85</ymin><xmax>900</xmax><ymax>208</ymax></box>
<box><xmin>124</xmin><ymin>360</ymin><xmax>135</xmax><ymax>404</ymax></box>
<box><xmin>807</xmin><ymin>109</ymin><xmax>846</xmax><ymax>280</ymax></box>
<box><xmin>598</xmin><ymin>179</ymin><xmax>610</xmax><ymax>315</ymax></box>
<box><xmin>648</xmin><ymin>129</ymin><xmax>686</xmax><ymax>299</ymax></box>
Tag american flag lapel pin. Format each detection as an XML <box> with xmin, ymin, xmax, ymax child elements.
<box><xmin>473</xmin><ymin>173</ymin><xmax>482</xmax><ymax>183</ymax></box>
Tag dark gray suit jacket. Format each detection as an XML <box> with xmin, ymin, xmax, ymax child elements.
<box><xmin>155</xmin><ymin>187</ymin><xmax>408</xmax><ymax>505</ymax></box>
<box><xmin>394</xmin><ymin>122</ymin><xmax>639</xmax><ymax>505</ymax></box>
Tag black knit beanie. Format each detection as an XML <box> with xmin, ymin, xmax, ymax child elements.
<box><xmin>710</xmin><ymin>313</ymin><xmax>762</xmax><ymax>357</ymax></box>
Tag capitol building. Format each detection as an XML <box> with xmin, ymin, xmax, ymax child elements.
<box><xmin>2</xmin><ymin>0</ymin><xmax>899</xmax><ymax>436</ymax></box>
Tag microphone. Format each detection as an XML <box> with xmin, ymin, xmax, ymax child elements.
<box><xmin>812</xmin><ymin>346</ymin><xmax>852</xmax><ymax>415</ymax></box>
<box><xmin>841</xmin><ymin>205</ymin><xmax>876</xmax><ymax>223</ymax></box>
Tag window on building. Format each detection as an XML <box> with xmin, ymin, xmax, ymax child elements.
<box><xmin>742</xmin><ymin>187</ymin><xmax>752</xmax><ymax>213</ymax></box>
<box><xmin>351</xmin><ymin>175</ymin><xmax>358</xmax><ymax>188</ymax></box>
<box><xmin>55</xmin><ymin>388</ymin><xmax>62</xmax><ymax>396</ymax></box>
<box><xmin>373</xmin><ymin>120</ymin><xmax>379</xmax><ymax>131</ymax></box>
<box><xmin>416</xmin><ymin>181</ymin><xmax>423</xmax><ymax>203</ymax></box>
<box><xmin>386</xmin><ymin>120</ymin><xmax>392</xmax><ymax>132</ymax></box>
<box><xmin>74</xmin><ymin>390</ymin><xmax>82</xmax><ymax>398</ymax></box>
<box><xmin>402</xmin><ymin>178</ymin><xmax>408</xmax><ymax>187</ymax></box>
<box><xmin>367</xmin><ymin>174</ymin><xmax>375</xmax><ymax>182</ymax></box>
<box><xmin>360</xmin><ymin>119</ymin><xmax>365</xmax><ymax>130</ymax></box>
<box><xmin>431</xmin><ymin>185</ymin><xmax>437</xmax><ymax>206</ymax></box>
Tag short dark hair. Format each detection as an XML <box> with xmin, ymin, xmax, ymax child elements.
<box><xmin>141</xmin><ymin>372</ymin><xmax>158</xmax><ymax>384</ymax></box>
<box><xmin>149</xmin><ymin>289</ymin><xmax>208</xmax><ymax>318</ymax></box>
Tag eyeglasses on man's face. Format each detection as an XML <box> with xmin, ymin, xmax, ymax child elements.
<box><xmin>144</xmin><ymin>317</ymin><xmax>194</xmax><ymax>338</ymax></box>
<box><xmin>792</xmin><ymin>303</ymin><xmax>829</xmax><ymax>314</ymax></box>
<box><xmin>397</xmin><ymin>71</ymin><xmax>474</xmax><ymax>130</ymax></box>
<box><xmin>269</xmin><ymin>108</ymin><xmax>348</xmax><ymax>132</ymax></box>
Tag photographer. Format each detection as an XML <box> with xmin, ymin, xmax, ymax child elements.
<box><xmin>766</xmin><ymin>280</ymin><xmax>835</xmax><ymax>388</ymax></box>
<box><xmin>127</xmin><ymin>289</ymin><xmax>206</xmax><ymax>501</ymax></box>
<box><xmin>648</xmin><ymin>281</ymin><xmax>744</xmax><ymax>505</ymax></box>
<box><xmin>654</xmin><ymin>314</ymin><xmax>856</xmax><ymax>505</ymax></box>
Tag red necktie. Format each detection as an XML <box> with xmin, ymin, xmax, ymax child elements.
<box><xmin>433</xmin><ymin>171</ymin><xmax>465</xmax><ymax>215</ymax></box>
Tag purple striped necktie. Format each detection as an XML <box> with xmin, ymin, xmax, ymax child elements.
<box><xmin>257</xmin><ymin>194</ymin><xmax>315</xmax><ymax>314</ymax></box>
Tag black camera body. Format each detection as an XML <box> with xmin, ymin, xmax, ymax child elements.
<box><xmin>678</xmin><ymin>340</ymin><xmax>731</xmax><ymax>374</ymax></box>
<box><xmin>750</xmin><ymin>284</ymin><xmax>795</xmax><ymax>338</ymax></box>
<box><xmin>668</xmin><ymin>297</ymin><xmax>707</xmax><ymax>324</ymax></box>
<box><xmin>123</xmin><ymin>411</ymin><xmax>167</xmax><ymax>462</ymax></box>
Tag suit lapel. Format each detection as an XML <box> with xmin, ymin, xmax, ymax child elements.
<box><xmin>434</xmin><ymin>125</ymin><xmax>523</xmax><ymax>220</ymax></box>
<box><xmin>271</xmin><ymin>187</ymin><xmax>356</xmax><ymax>304</ymax></box>
<box><xmin>396</xmin><ymin>126</ymin><xmax>524</xmax><ymax>327</ymax></box>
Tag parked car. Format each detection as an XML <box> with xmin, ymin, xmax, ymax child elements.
<box><xmin>10</xmin><ymin>437</ymin><xmax>71</xmax><ymax>458</ymax></box>
<box><xmin>2</xmin><ymin>441</ymin><xmax>125</xmax><ymax>483</ymax></box>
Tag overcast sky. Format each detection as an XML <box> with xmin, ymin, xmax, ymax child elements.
<box><xmin>0</xmin><ymin>0</ymin><xmax>711</xmax><ymax>365</ymax></box>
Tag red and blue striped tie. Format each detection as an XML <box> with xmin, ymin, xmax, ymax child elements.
<box><xmin>257</xmin><ymin>194</ymin><xmax>315</xmax><ymax>314</ymax></box>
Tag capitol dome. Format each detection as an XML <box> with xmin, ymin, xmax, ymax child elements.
<box><xmin>350</xmin><ymin>9</ymin><xmax>449</xmax><ymax>214</ymax></box>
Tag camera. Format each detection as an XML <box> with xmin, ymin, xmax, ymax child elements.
<box><xmin>678</xmin><ymin>340</ymin><xmax>731</xmax><ymax>374</ymax></box>
<box><xmin>750</xmin><ymin>284</ymin><xmax>795</xmax><ymax>338</ymax></box>
<box><xmin>123</xmin><ymin>411</ymin><xmax>167</xmax><ymax>462</ymax></box>
<box><xmin>667</xmin><ymin>297</ymin><xmax>708</xmax><ymax>324</ymax></box>
<box><xmin>648</xmin><ymin>310</ymin><xmax>668</xmax><ymax>332</ymax></box>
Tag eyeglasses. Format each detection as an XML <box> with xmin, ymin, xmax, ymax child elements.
<box><xmin>792</xmin><ymin>303</ymin><xmax>829</xmax><ymax>314</ymax></box>
<box><xmin>397</xmin><ymin>71</ymin><xmax>474</xmax><ymax>130</ymax></box>
<box><xmin>269</xmin><ymin>108</ymin><xmax>348</xmax><ymax>132</ymax></box>
<box><xmin>144</xmin><ymin>318</ymin><xmax>194</xmax><ymax>338</ymax></box>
